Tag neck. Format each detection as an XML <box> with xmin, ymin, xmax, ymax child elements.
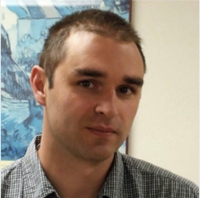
<box><xmin>37</xmin><ymin>133</ymin><xmax>114</xmax><ymax>198</ymax></box>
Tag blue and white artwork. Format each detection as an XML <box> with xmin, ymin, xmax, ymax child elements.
<box><xmin>1</xmin><ymin>0</ymin><xmax>130</xmax><ymax>160</ymax></box>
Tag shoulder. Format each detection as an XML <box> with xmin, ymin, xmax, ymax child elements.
<box><xmin>119</xmin><ymin>153</ymin><xmax>199</xmax><ymax>197</ymax></box>
<box><xmin>1</xmin><ymin>159</ymin><xmax>23</xmax><ymax>197</ymax></box>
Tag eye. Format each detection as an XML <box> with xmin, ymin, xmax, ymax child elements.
<box><xmin>118</xmin><ymin>86</ymin><xmax>134</xmax><ymax>96</ymax></box>
<box><xmin>79</xmin><ymin>80</ymin><xmax>94</xmax><ymax>88</ymax></box>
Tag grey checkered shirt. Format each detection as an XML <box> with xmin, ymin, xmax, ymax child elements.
<box><xmin>1</xmin><ymin>136</ymin><xmax>199</xmax><ymax>198</ymax></box>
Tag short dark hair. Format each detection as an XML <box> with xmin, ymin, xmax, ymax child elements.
<box><xmin>39</xmin><ymin>9</ymin><xmax>146</xmax><ymax>88</ymax></box>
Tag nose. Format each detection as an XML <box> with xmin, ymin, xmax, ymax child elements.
<box><xmin>94</xmin><ymin>91</ymin><xmax>119</xmax><ymax>119</ymax></box>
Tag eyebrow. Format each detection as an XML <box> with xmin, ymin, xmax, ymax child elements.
<box><xmin>74</xmin><ymin>68</ymin><xmax>107</xmax><ymax>78</ymax></box>
<box><xmin>123</xmin><ymin>76</ymin><xmax>144</xmax><ymax>87</ymax></box>
<box><xmin>74</xmin><ymin>68</ymin><xmax>144</xmax><ymax>87</ymax></box>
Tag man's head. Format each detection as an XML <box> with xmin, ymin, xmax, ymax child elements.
<box><xmin>39</xmin><ymin>9</ymin><xmax>146</xmax><ymax>88</ymax></box>
<box><xmin>31</xmin><ymin>9</ymin><xmax>145</xmax><ymax>162</ymax></box>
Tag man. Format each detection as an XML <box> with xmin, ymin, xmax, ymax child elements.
<box><xmin>1</xmin><ymin>9</ymin><xmax>198</xmax><ymax>198</ymax></box>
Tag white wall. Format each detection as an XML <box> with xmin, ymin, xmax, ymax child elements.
<box><xmin>128</xmin><ymin>1</ymin><xmax>199</xmax><ymax>185</ymax></box>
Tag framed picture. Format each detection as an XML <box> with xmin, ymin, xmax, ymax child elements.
<box><xmin>1</xmin><ymin>0</ymin><xmax>131</xmax><ymax>165</ymax></box>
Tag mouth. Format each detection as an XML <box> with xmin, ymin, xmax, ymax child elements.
<box><xmin>86</xmin><ymin>126</ymin><xmax>116</xmax><ymax>136</ymax></box>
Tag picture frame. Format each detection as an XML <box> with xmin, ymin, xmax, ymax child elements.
<box><xmin>1</xmin><ymin>0</ymin><xmax>131</xmax><ymax>166</ymax></box>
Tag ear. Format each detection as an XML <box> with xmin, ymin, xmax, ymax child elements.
<box><xmin>30</xmin><ymin>65</ymin><xmax>47</xmax><ymax>106</ymax></box>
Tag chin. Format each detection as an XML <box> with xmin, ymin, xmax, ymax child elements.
<box><xmin>85</xmin><ymin>148</ymin><xmax>116</xmax><ymax>162</ymax></box>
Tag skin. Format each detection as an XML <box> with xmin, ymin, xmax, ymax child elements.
<box><xmin>30</xmin><ymin>31</ymin><xmax>144</xmax><ymax>198</ymax></box>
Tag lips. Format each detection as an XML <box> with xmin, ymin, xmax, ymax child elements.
<box><xmin>87</xmin><ymin>126</ymin><xmax>116</xmax><ymax>135</ymax></box>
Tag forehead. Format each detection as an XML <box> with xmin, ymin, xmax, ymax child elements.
<box><xmin>61</xmin><ymin>31</ymin><xmax>144</xmax><ymax>78</ymax></box>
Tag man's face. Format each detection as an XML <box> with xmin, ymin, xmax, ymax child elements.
<box><xmin>43</xmin><ymin>31</ymin><xmax>144</xmax><ymax>162</ymax></box>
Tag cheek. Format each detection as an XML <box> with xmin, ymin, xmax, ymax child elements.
<box><xmin>121</xmin><ymin>101</ymin><xmax>139</xmax><ymax>125</ymax></box>
<box><xmin>62</xmin><ymin>93</ymin><xmax>96</xmax><ymax>116</ymax></box>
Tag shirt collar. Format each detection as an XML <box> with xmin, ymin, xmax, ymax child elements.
<box><xmin>21</xmin><ymin>135</ymin><xmax>59</xmax><ymax>198</ymax></box>
<box><xmin>99</xmin><ymin>152</ymin><xmax>124</xmax><ymax>198</ymax></box>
